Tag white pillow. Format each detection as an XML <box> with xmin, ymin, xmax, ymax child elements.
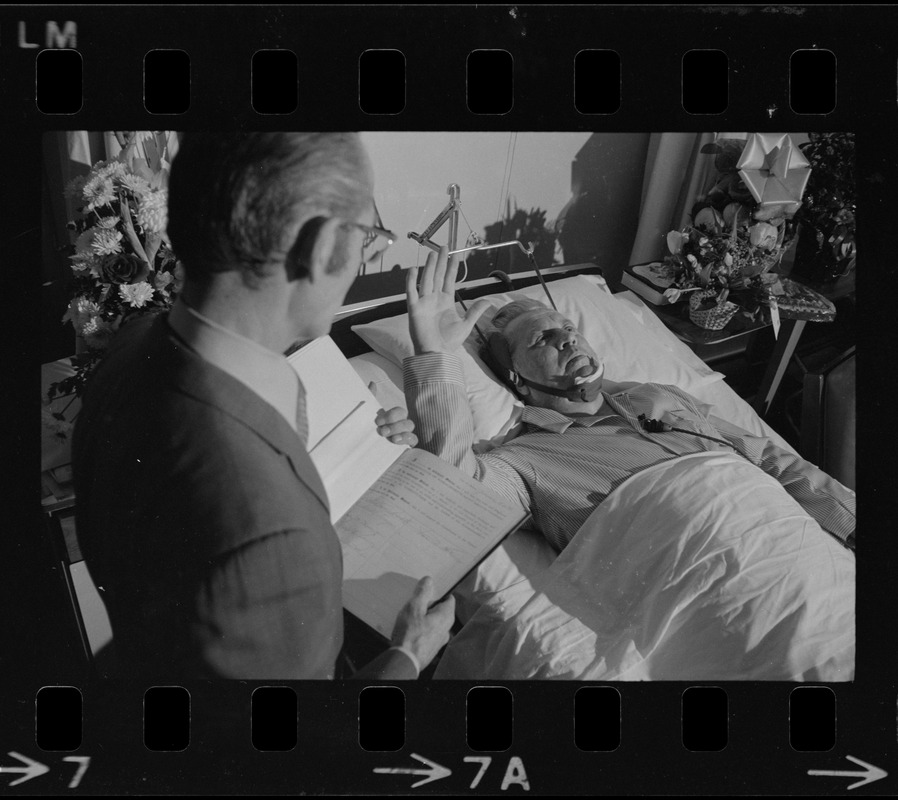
<box><xmin>351</xmin><ymin>275</ymin><xmax>723</xmax><ymax>443</ymax></box>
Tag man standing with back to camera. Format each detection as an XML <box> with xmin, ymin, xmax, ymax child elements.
<box><xmin>73</xmin><ymin>133</ymin><xmax>454</xmax><ymax>680</ymax></box>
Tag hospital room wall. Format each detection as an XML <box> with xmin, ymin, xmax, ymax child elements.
<box><xmin>361</xmin><ymin>132</ymin><xmax>650</xmax><ymax>287</ymax></box>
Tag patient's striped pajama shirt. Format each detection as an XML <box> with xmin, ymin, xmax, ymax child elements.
<box><xmin>403</xmin><ymin>353</ymin><xmax>856</xmax><ymax>553</ymax></box>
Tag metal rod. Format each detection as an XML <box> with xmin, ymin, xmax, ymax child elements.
<box><xmin>448</xmin><ymin>240</ymin><xmax>534</xmax><ymax>257</ymax></box>
<box><xmin>526</xmin><ymin>252</ymin><xmax>557</xmax><ymax>310</ymax></box>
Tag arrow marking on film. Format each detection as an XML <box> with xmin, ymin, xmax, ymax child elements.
<box><xmin>0</xmin><ymin>752</ymin><xmax>50</xmax><ymax>787</ymax></box>
<box><xmin>374</xmin><ymin>752</ymin><xmax>452</xmax><ymax>788</ymax></box>
<box><xmin>808</xmin><ymin>755</ymin><xmax>888</xmax><ymax>790</ymax></box>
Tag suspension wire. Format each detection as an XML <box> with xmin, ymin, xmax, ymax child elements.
<box><xmin>491</xmin><ymin>133</ymin><xmax>518</xmax><ymax>272</ymax></box>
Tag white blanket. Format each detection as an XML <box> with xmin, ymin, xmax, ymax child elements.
<box><xmin>435</xmin><ymin>452</ymin><xmax>855</xmax><ymax>681</ymax></box>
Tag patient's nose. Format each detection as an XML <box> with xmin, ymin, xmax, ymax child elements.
<box><xmin>557</xmin><ymin>329</ymin><xmax>577</xmax><ymax>348</ymax></box>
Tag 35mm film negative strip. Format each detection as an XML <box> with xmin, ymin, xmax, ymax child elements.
<box><xmin>4</xmin><ymin>4</ymin><xmax>896</xmax><ymax>796</ymax></box>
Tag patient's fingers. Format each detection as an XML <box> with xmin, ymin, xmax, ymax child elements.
<box><xmin>462</xmin><ymin>298</ymin><xmax>492</xmax><ymax>333</ymax></box>
<box><xmin>431</xmin><ymin>246</ymin><xmax>449</xmax><ymax>297</ymax></box>
<box><xmin>389</xmin><ymin>430</ymin><xmax>418</xmax><ymax>447</ymax></box>
<box><xmin>420</xmin><ymin>250</ymin><xmax>438</xmax><ymax>295</ymax></box>
<box><xmin>443</xmin><ymin>254</ymin><xmax>461</xmax><ymax>294</ymax></box>
<box><xmin>376</xmin><ymin>406</ymin><xmax>410</xmax><ymax>425</ymax></box>
<box><xmin>406</xmin><ymin>265</ymin><xmax>419</xmax><ymax>303</ymax></box>
<box><xmin>377</xmin><ymin>418</ymin><xmax>414</xmax><ymax>438</ymax></box>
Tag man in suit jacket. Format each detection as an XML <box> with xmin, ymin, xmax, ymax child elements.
<box><xmin>73</xmin><ymin>133</ymin><xmax>454</xmax><ymax>679</ymax></box>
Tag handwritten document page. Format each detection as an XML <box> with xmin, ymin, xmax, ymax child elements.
<box><xmin>336</xmin><ymin>448</ymin><xmax>529</xmax><ymax>638</ymax></box>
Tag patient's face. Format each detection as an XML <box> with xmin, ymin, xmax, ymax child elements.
<box><xmin>504</xmin><ymin>309</ymin><xmax>600</xmax><ymax>393</ymax></box>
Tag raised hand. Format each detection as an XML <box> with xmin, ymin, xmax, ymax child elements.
<box><xmin>406</xmin><ymin>247</ymin><xmax>491</xmax><ymax>356</ymax></box>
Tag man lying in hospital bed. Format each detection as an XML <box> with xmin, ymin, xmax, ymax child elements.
<box><xmin>347</xmin><ymin>254</ymin><xmax>855</xmax><ymax>681</ymax></box>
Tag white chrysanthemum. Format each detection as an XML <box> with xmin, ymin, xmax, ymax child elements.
<box><xmin>96</xmin><ymin>216</ymin><xmax>119</xmax><ymax>229</ymax></box>
<box><xmin>74</xmin><ymin>227</ymin><xmax>99</xmax><ymax>254</ymax></box>
<box><xmin>91</xmin><ymin>228</ymin><xmax>124</xmax><ymax>256</ymax></box>
<box><xmin>83</xmin><ymin>174</ymin><xmax>116</xmax><ymax>210</ymax></box>
<box><xmin>119</xmin><ymin>172</ymin><xmax>150</xmax><ymax>197</ymax></box>
<box><xmin>119</xmin><ymin>281</ymin><xmax>155</xmax><ymax>308</ymax></box>
<box><xmin>97</xmin><ymin>161</ymin><xmax>128</xmax><ymax>181</ymax></box>
<box><xmin>61</xmin><ymin>296</ymin><xmax>101</xmax><ymax>331</ymax></box>
<box><xmin>137</xmin><ymin>191</ymin><xmax>168</xmax><ymax>234</ymax></box>
<box><xmin>69</xmin><ymin>252</ymin><xmax>97</xmax><ymax>273</ymax></box>
<box><xmin>81</xmin><ymin>315</ymin><xmax>119</xmax><ymax>350</ymax></box>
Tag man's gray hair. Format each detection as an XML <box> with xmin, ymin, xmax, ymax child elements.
<box><xmin>168</xmin><ymin>132</ymin><xmax>371</xmax><ymax>285</ymax></box>
<box><xmin>489</xmin><ymin>298</ymin><xmax>550</xmax><ymax>336</ymax></box>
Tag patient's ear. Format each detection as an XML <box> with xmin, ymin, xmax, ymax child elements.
<box><xmin>512</xmin><ymin>373</ymin><xmax>531</xmax><ymax>398</ymax></box>
<box><xmin>285</xmin><ymin>216</ymin><xmax>340</xmax><ymax>283</ymax></box>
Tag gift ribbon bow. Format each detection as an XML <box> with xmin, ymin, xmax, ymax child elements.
<box><xmin>736</xmin><ymin>133</ymin><xmax>812</xmax><ymax>215</ymax></box>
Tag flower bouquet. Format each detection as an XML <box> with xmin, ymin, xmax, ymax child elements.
<box><xmin>662</xmin><ymin>215</ymin><xmax>789</xmax><ymax>330</ymax></box>
<box><xmin>660</xmin><ymin>133</ymin><xmax>810</xmax><ymax>330</ymax></box>
<box><xmin>46</xmin><ymin>132</ymin><xmax>181</xmax><ymax>417</ymax></box>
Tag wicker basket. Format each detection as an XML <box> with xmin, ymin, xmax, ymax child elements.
<box><xmin>688</xmin><ymin>291</ymin><xmax>739</xmax><ymax>330</ymax></box>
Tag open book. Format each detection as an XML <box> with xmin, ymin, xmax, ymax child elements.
<box><xmin>287</xmin><ymin>336</ymin><xmax>530</xmax><ymax>639</ymax></box>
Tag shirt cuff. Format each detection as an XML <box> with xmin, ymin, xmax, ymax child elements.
<box><xmin>388</xmin><ymin>646</ymin><xmax>421</xmax><ymax>678</ymax></box>
<box><xmin>402</xmin><ymin>352</ymin><xmax>466</xmax><ymax>386</ymax></box>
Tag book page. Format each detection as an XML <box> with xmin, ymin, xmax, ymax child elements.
<box><xmin>336</xmin><ymin>448</ymin><xmax>529</xmax><ymax>638</ymax></box>
<box><xmin>287</xmin><ymin>336</ymin><xmax>402</xmax><ymax>523</ymax></box>
<box><xmin>287</xmin><ymin>336</ymin><xmax>378</xmax><ymax>452</ymax></box>
<box><xmin>309</xmin><ymin>401</ymin><xmax>404</xmax><ymax>523</ymax></box>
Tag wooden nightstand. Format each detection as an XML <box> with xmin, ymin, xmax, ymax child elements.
<box><xmin>622</xmin><ymin>276</ymin><xmax>839</xmax><ymax>418</ymax></box>
<box><xmin>642</xmin><ymin>297</ymin><xmax>771</xmax><ymax>365</ymax></box>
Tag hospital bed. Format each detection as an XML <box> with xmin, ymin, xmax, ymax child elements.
<box><xmin>331</xmin><ymin>264</ymin><xmax>855</xmax><ymax>681</ymax></box>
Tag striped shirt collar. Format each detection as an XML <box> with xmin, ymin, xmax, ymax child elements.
<box><xmin>168</xmin><ymin>298</ymin><xmax>306</xmax><ymax>438</ymax></box>
<box><xmin>521</xmin><ymin>393</ymin><xmax>620</xmax><ymax>433</ymax></box>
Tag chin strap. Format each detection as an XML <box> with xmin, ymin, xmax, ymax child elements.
<box><xmin>485</xmin><ymin>330</ymin><xmax>604</xmax><ymax>403</ymax></box>
<box><xmin>516</xmin><ymin>374</ymin><xmax>604</xmax><ymax>403</ymax></box>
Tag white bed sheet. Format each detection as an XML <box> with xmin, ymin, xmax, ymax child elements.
<box><xmin>435</xmin><ymin>452</ymin><xmax>855</xmax><ymax>680</ymax></box>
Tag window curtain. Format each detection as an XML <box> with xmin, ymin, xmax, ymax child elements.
<box><xmin>627</xmin><ymin>132</ymin><xmax>717</xmax><ymax>268</ymax></box>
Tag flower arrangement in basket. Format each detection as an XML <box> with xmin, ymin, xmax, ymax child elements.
<box><xmin>45</xmin><ymin>132</ymin><xmax>181</xmax><ymax>420</ymax></box>
<box><xmin>660</xmin><ymin>133</ymin><xmax>811</xmax><ymax>331</ymax></box>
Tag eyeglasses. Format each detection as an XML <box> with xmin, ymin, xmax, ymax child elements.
<box><xmin>340</xmin><ymin>221</ymin><xmax>395</xmax><ymax>274</ymax></box>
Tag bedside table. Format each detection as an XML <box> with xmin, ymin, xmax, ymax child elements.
<box><xmin>629</xmin><ymin>277</ymin><xmax>837</xmax><ymax>418</ymax></box>
<box><xmin>644</xmin><ymin>298</ymin><xmax>771</xmax><ymax>364</ymax></box>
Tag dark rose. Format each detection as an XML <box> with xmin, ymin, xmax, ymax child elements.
<box><xmin>98</xmin><ymin>252</ymin><xmax>149</xmax><ymax>285</ymax></box>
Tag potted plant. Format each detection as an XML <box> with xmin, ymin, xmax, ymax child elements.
<box><xmin>791</xmin><ymin>132</ymin><xmax>856</xmax><ymax>285</ymax></box>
